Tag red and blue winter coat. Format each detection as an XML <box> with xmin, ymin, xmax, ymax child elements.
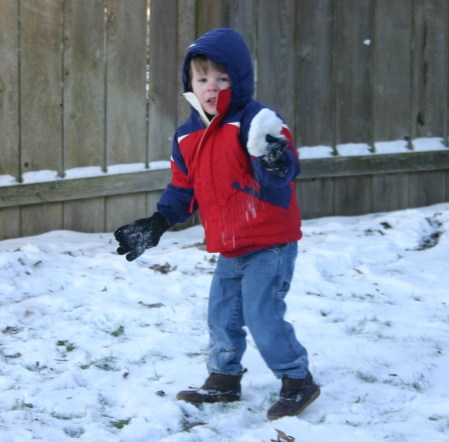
<box><xmin>157</xmin><ymin>28</ymin><xmax>302</xmax><ymax>257</ymax></box>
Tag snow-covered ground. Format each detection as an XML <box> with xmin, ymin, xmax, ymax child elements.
<box><xmin>0</xmin><ymin>203</ymin><xmax>448</xmax><ymax>441</ymax></box>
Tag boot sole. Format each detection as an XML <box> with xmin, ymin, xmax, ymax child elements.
<box><xmin>177</xmin><ymin>390</ymin><xmax>240</xmax><ymax>405</ymax></box>
<box><xmin>267</xmin><ymin>386</ymin><xmax>321</xmax><ymax>421</ymax></box>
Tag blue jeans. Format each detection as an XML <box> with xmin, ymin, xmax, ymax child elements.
<box><xmin>207</xmin><ymin>242</ymin><xmax>309</xmax><ymax>379</ymax></box>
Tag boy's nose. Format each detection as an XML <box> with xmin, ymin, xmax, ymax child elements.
<box><xmin>207</xmin><ymin>80</ymin><xmax>219</xmax><ymax>91</ymax></box>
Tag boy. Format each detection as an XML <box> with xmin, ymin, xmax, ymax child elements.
<box><xmin>114</xmin><ymin>28</ymin><xmax>320</xmax><ymax>420</ymax></box>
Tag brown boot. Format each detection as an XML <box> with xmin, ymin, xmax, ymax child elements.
<box><xmin>176</xmin><ymin>372</ymin><xmax>244</xmax><ymax>405</ymax></box>
<box><xmin>267</xmin><ymin>371</ymin><xmax>320</xmax><ymax>420</ymax></box>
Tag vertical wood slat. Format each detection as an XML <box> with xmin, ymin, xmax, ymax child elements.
<box><xmin>373</xmin><ymin>0</ymin><xmax>412</xmax><ymax>145</ymax></box>
<box><xmin>105</xmin><ymin>0</ymin><xmax>147</xmax><ymax>166</ymax></box>
<box><xmin>63</xmin><ymin>0</ymin><xmax>106</xmax><ymax>169</ymax></box>
<box><xmin>409</xmin><ymin>171</ymin><xmax>447</xmax><ymax>208</ymax></box>
<box><xmin>146</xmin><ymin>190</ymin><xmax>164</xmax><ymax>220</ymax></box>
<box><xmin>256</xmin><ymin>0</ymin><xmax>296</xmax><ymax>127</ymax></box>
<box><xmin>295</xmin><ymin>1</ymin><xmax>336</xmax><ymax>222</ymax></box>
<box><xmin>148</xmin><ymin>0</ymin><xmax>178</xmax><ymax>162</ymax></box>
<box><xmin>63</xmin><ymin>198</ymin><xmax>106</xmax><ymax>233</ymax></box>
<box><xmin>105</xmin><ymin>0</ymin><xmax>149</xmax><ymax>231</ymax></box>
<box><xmin>372</xmin><ymin>174</ymin><xmax>409</xmax><ymax>213</ymax></box>
<box><xmin>176</xmin><ymin>0</ymin><xmax>197</xmax><ymax>127</ymax></box>
<box><xmin>105</xmin><ymin>193</ymin><xmax>147</xmax><ymax>232</ymax></box>
<box><xmin>411</xmin><ymin>0</ymin><xmax>449</xmax><ymax>140</ymax></box>
<box><xmin>0</xmin><ymin>0</ymin><xmax>20</xmax><ymax>179</ymax></box>
<box><xmin>62</xmin><ymin>0</ymin><xmax>106</xmax><ymax>233</ymax></box>
<box><xmin>334</xmin><ymin>175</ymin><xmax>373</xmax><ymax>216</ymax></box>
<box><xmin>19</xmin><ymin>0</ymin><xmax>64</xmax><ymax>236</ymax></box>
<box><xmin>20</xmin><ymin>0</ymin><xmax>63</xmax><ymax>175</ymax></box>
<box><xmin>225</xmin><ymin>0</ymin><xmax>256</xmax><ymax>54</ymax></box>
<box><xmin>298</xmin><ymin>178</ymin><xmax>334</xmax><ymax>220</ymax></box>
<box><xmin>0</xmin><ymin>0</ymin><xmax>21</xmax><ymax>245</ymax></box>
<box><xmin>447</xmin><ymin>5</ymin><xmax>449</xmax><ymax>146</ymax></box>
<box><xmin>196</xmin><ymin>0</ymin><xmax>225</xmax><ymax>36</ymax></box>
<box><xmin>21</xmin><ymin>202</ymin><xmax>63</xmax><ymax>237</ymax></box>
<box><xmin>296</xmin><ymin>0</ymin><xmax>334</xmax><ymax>148</ymax></box>
<box><xmin>0</xmin><ymin>208</ymin><xmax>20</xmax><ymax>239</ymax></box>
<box><xmin>334</xmin><ymin>0</ymin><xmax>374</xmax><ymax>146</ymax></box>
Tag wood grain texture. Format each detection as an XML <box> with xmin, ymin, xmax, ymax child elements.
<box><xmin>373</xmin><ymin>0</ymin><xmax>412</xmax><ymax>145</ymax></box>
<box><xmin>1</xmin><ymin>1</ymin><xmax>449</xmax><ymax>239</ymax></box>
<box><xmin>0</xmin><ymin>0</ymin><xmax>20</xmax><ymax>178</ymax></box>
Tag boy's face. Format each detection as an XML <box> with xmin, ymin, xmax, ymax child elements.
<box><xmin>190</xmin><ymin>62</ymin><xmax>232</xmax><ymax>115</ymax></box>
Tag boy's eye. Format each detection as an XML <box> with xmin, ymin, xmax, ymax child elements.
<box><xmin>194</xmin><ymin>75</ymin><xmax>231</xmax><ymax>85</ymax></box>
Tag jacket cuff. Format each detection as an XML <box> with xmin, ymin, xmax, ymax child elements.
<box><xmin>247</xmin><ymin>108</ymin><xmax>284</xmax><ymax>157</ymax></box>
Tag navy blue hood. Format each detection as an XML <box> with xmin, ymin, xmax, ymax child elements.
<box><xmin>182</xmin><ymin>28</ymin><xmax>254</xmax><ymax>110</ymax></box>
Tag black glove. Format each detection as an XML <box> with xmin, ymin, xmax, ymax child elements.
<box><xmin>114</xmin><ymin>212</ymin><xmax>170</xmax><ymax>261</ymax></box>
<box><xmin>261</xmin><ymin>134</ymin><xmax>289</xmax><ymax>177</ymax></box>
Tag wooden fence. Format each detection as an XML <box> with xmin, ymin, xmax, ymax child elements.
<box><xmin>1</xmin><ymin>0</ymin><xmax>449</xmax><ymax>240</ymax></box>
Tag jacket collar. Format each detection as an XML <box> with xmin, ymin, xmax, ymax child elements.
<box><xmin>183</xmin><ymin>89</ymin><xmax>232</xmax><ymax>128</ymax></box>
<box><xmin>183</xmin><ymin>92</ymin><xmax>211</xmax><ymax>127</ymax></box>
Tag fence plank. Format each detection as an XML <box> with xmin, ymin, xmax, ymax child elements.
<box><xmin>298</xmin><ymin>178</ymin><xmax>334</xmax><ymax>220</ymax></box>
<box><xmin>148</xmin><ymin>0</ymin><xmax>178</xmax><ymax>161</ymax></box>
<box><xmin>21</xmin><ymin>203</ymin><xmax>63</xmax><ymax>237</ymax></box>
<box><xmin>105</xmin><ymin>0</ymin><xmax>147</xmax><ymax>165</ymax></box>
<box><xmin>446</xmin><ymin>171</ymin><xmax>449</xmax><ymax>199</ymax></box>
<box><xmin>196</xmin><ymin>0</ymin><xmax>226</xmax><ymax>35</ymax></box>
<box><xmin>0</xmin><ymin>0</ymin><xmax>20</xmax><ymax>238</ymax></box>
<box><xmin>409</xmin><ymin>171</ymin><xmax>447</xmax><ymax>207</ymax></box>
<box><xmin>334</xmin><ymin>0</ymin><xmax>374</xmax><ymax>145</ymax></box>
<box><xmin>20</xmin><ymin>0</ymin><xmax>64</xmax><ymax>234</ymax></box>
<box><xmin>105</xmin><ymin>0</ymin><xmax>148</xmax><ymax>229</ymax></box>
<box><xmin>373</xmin><ymin>0</ymin><xmax>412</xmax><ymax>144</ymax></box>
<box><xmin>225</xmin><ymin>0</ymin><xmax>256</xmax><ymax>52</ymax></box>
<box><xmin>63</xmin><ymin>0</ymin><xmax>105</xmax><ymax>169</ymax></box>
<box><xmin>106</xmin><ymin>193</ymin><xmax>147</xmax><ymax>232</ymax></box>
<box><xmin>146</xmin><ymin>191</ymin><xmax>163</xmax><ymax>217</ymax></box>
<box><xmin>0</xmin><ymin>208</ymin><xmax>20</xmax><ymax>240</ymax></box>
<box><xmin>334</xmin><ymin>175</ymin><xmax>372</xmax><ymax>216</ymax></box>
<box><xmin>176</xmin><ymin>0</ymin><xmax>197</xmax><ymax>127</ymax></box>
<box><xmin>257</xmin><ymin>0</ymin><xmax>296</xmax><ymax>126</ymax></box>
<box><xmin>2</xmin><ymin>152</ymin><xmax>448</xmax><ymax>209</ymax></box>
<box><xmin>0</xmin><ymin>169</ymin><xmax>172</xmax><ymax>208</ymax></box>
<box><xmin>296</xmin><ymin>0</ymin><xmax>334</xmax><ymax>148</ymax></box>
<box><xmin>299</xmin><ymin>151</ymin><xmax>449</xmax><ymax>179</ymax></box>
<box><xmin>63</xmin><ymin>198</ymin><xmax>105</xmax><ymax>233</ymax></box>
<box><xmin>20</xmin><ymin>0</ymin><xmax>63</xmax><ymax>175</ymax></box>
<box><xmin>19</xmin><ymin>1</ymin><xmax>62</xmax><ymax>174</ymax></box>
<box><xmin>0</xmin><ymin>0</ymin><xmax>20</xmax><ymax>179</ymax></box>
<box><xmin>63</xmin><ymin>0</ymin><xmax>106</xmax><ymax>232</ymax></box>
<box><xmin>411</xmin><ymin>0</ymin><xmax>449</xmax><ymax>140</ymax></box>
<box><xmin>372</xmin><ymin>174</ymin><xmax>409</xmax><ymax>213</ymax></box>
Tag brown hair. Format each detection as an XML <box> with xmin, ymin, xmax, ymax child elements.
<box><xmin>187</xmin><ymin>55</ymin><xmax>228</xmax><ymax>90</ymax></box>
